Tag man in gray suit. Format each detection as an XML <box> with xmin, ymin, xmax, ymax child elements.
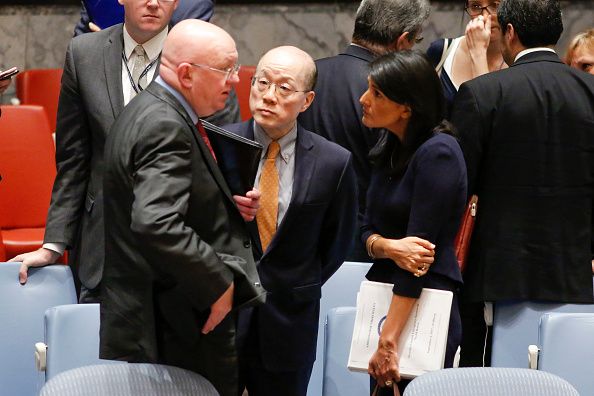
<box><xmin>100</xmin><ymin>20</ymin><xmax>264</xmax><ymax>396</ymax></box>
<box><xmin>13</xmin><ymin>0</ymin><xmax>177</xmax><ymax>301</ymax></box>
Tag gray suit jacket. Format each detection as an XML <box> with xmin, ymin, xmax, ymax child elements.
<box><xmin>45</xmin><ymin>24</ymin><xmax>126</xmax><ymax>289</ymax></box>
<box><xmin>100</xmin><ymin>81</ymin><xmax>265</xmax><ymax>371</ymax></box>
<box><xmin>44</xmin><ymin>23</ymin><xmax>239</xmax><ymax>292</ymax></box>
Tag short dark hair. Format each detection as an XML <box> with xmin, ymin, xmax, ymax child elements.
<box><xmin>367</xmin><ymin>51</ymin><xmax>455</xmax><ymax>175</ymax></box>
<box><xmin>352</xmin><ymin>0</ymin><xmax>430</xmax><ymax>49</ymax></box>
<box><xmin>498</xmin><ymin>0</ymin><xmax>563</xmax><ymax>47</ymax></box>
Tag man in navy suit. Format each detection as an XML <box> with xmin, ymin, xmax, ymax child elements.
<box><xmin>298</xmin><ymin>0</ymin><xmax>430</xmax><ymax>261</ymax></box>
<box><xmin>225</xmin><ymin>46</ymin><xmax>358</xmax><ymax>396</ymax></box>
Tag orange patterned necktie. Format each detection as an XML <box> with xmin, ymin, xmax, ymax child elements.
<box><xmin>257</xmin><ymin>141</ymin><xmax>280</xmax><ymax>251</ymax></box>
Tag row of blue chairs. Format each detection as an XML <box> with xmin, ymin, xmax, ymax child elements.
<box><xmin>0</xmin><ymin>263</ymin><xmax>217</xmax><ymax>396</ymax></box>
<box><xmin>1</xmin><ymin>260</ymin><xmax>592</xmax><ymax>395</ymax></box>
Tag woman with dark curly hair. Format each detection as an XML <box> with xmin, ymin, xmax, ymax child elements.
<box><xmin>360</xmin><ymin>50</ymin><xmax>467</xmax><ymax>395</ymax></box>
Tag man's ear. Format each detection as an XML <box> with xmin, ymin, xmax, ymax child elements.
<box><xmin>177</xmin><ymin>63</ymin><xmax>193</xmax><ymax>89</ymax></box>
<box><xmin>505</xmin><ymin>23</ymin><xmax>515</xmax><ymax>44</ymax></box>
<box><xmin>395</xmin><ymin>32</ymin><xmax>413</xmax><ymax>51</ymax></box>
<box><xmin>300</xmin><ymin>91</ymin><xmax>315</xmax><ymax>113</ymax></box>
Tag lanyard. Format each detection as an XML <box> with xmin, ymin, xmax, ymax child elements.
<box><xmin>121</xmin><ymin>50</ymin><xmax>160</xmax><ymax>94</ymax></box>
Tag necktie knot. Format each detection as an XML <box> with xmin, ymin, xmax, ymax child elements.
<box><xmin>266</xmin><ymin>141</ymin><xmax>281</xmax><ymax>160</ymax></box>
<box><xmin>134</xmin><ymin>45</ymin><xmax>147</xmax><ymax>58</ymax></box>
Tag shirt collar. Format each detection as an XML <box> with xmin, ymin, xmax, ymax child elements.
<box><xmin>253</xmin><ymin>122</ymin><xmax>298</xmax><ymax>164</ymax></box>
<box><xmin>123</xmin><ymin>25</ymin><xmax>168</xmax><ymax>62</ymax></box>
<box><xmin>514</xmin><ymin>47</ymin><xmax>556</xmax><ymax>63</ymax></box>
<box><xmin>154</xmin><ymin>75</ymin><xmax>199</xmax><ymax>125</ymax></box>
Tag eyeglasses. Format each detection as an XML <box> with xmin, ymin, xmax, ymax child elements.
<box><xmin>188</xmin><ymin>63</ymin><xmax>241</xmax><ymax>81</ymax></box>
<box><xmin>251</xmin><ymin>77</ymin><xmax>309</xmax><ymax>98</ymax></box>
<box><xmin>465</xmin><ymin>2</ymin><xmax>499</xmax><ymax>17</ymax></box>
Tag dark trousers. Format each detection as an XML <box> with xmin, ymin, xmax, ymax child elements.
<box><xmin>459</xmin><ymin>300</ymin><xmax>492</xmax><ymax>367</ymax></box>
<box><xmin>158</xmin><ymin>314</ymin><xmax>239</xmax><ymax>396</ymax></box>
<box><xmin>237</xmin><ymin>309</ymin><xmax>313</xmax><ymax>396</ymax></box>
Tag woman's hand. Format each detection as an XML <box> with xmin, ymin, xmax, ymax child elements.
<box><xmin>382</xmin><ymin>237</ymin><xmax>435</xmax><ymax>276</ymax></box>
<box><xmin>465</xmin><ymin>15</ymin><xmax>491</xmax><ymax>76</ymax></box>
<box><xmin>368</xmin><ymin>338</ymin><xmax>400</xmax><ymax>387</ymax></box>
<box><xmin>466</xmin><ymin>15</ymin><xmax>491</xmax><ymax>53</ymax></box>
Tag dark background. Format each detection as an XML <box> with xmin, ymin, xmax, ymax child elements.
<box><xmin>8</xmin><ymin>0</ymin><xmax>459</xmax><ymax>4</ymax></box>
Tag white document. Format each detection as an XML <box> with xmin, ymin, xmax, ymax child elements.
<box><xmin>347</xmin><ymin>281</ymin><xmax>453</xmax><ymax>379</ymax></box>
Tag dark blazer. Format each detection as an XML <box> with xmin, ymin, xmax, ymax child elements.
<box><xmin>451</xmin><ymin>51</ymin><xmax>594</xmax><ymax>303</ymax></box>
<box><xmin>226</xmin><ymin>120</ymin><xmax>358</xmax><ymax>370</ymax></box>
<box><xmin>44</xmin><ymin>24</ymin><xmax>126</xmax><ymax>290</ymax></box>
<box><xmin>100</xmin><ymin>82</ymin><xmax>265</xmax><ymax>376</ymax></box>
<box><xmin>298</xmin><ymin>44</ymin><xmax>380</xmax><ymax>261</ymax></box>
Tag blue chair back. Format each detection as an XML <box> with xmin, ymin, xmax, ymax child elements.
<box><xmin>536</xmin><ymin>312</ymin><xmax>594</xmax><ymax>395</ymax></box>
<box><xmin>322</xmin><ymin>307</ymin><xmax>369</xmax><ymax>396</ymax></box>
<box><xmin>44</xmin><ymin>303</ymin><xmax>122</xmax><ymax>381</ymax></box>
<box><xmin>307</xmin><ymin>261</ymin><xmax>371</xmax><ymax>395</ymax></box>
<box><xmin>492</xmin><ymin>279</ymin><xmax>594</xmax><ymax>368</ymax></box>
<box><xmin>0</xmin><ymin>262</ymin><xmax>77</xmax><ymax>396</ymax></box>
<box><xmin>403</xmin><ymin>367</ymin><xmax>578</xmax><ymax>396</ymax></box>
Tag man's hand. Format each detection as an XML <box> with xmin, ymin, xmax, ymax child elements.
<box><xmin>88</xmin><ymin>22</ymin><xmax>101</xmax><ymax>32</ymax></box>
<box><xmin>10</xmin><ymin>248</ymin><xmax>61</xmax><ymax>285</ymax></box>
<box><xmin>233</xmin><ymin>188</ymin><xmax>261</xmax><ymax>222</ymax></box>
<box><xmin>202</xmin><ymin>282</ymin><xmax>234</xmax><ymax>334</ymax></box>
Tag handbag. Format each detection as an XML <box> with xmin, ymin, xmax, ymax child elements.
<box><xmin>454</xmin><ymin>194</ymin><xmax>478</xmax><ymax>273</ymax></box>
<box><xmin>372</xmin><ymin>383</ymin><xmax>401</xmax><ymax>396</ymax></box>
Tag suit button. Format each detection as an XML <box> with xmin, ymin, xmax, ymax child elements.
<box><xmin>243</xmin><ymin>240</ymin><xmax>251</xmax><ymax>248</ymax></box>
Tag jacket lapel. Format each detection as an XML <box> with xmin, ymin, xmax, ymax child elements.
<box><xmin>104</xmin><ymin>25</ymin><xmax>125</xmax><ymax>120</ymax></box>
<box><xmin>145</xmin><ymin>83</ymin><xmax>235</xmax><ymax>206</ymax></box>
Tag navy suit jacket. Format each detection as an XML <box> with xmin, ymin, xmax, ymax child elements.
<box><xmin>299</xmin><ymin>44</ymin><xmax>380</xmax><ymax>261</ymax></box>
<box><xmin>226</xmin><ymin>120</ymin><xmax>358</xmax><ymax>370</ymax></box>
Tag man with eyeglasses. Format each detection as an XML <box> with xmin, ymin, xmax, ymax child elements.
<box><xmin>15</xmin><ymin>0</ymin><xmax>180</xmax><ymax>302</ymax></box>
<box><xmin>451</xmin><ymin>0</ymin><xmax>594</xmax><ymax>367</ymax></box>
<box><xmin>99</xmin><ymin>20</ymin><xmax>265</xmax><ymax>396</ymax></box>
<box><xmin>299</xmin><ymin>0</ymin><xmax>430</xmax><ymax>263</ymax></box>
<box><xmin>224</xmin><ymin>46</ymin><xmax>357</xmax><ymax>396</ymax></box>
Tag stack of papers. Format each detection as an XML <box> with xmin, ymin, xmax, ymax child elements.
<box><xmin>347</xmin><ymin>281</ymin><xmax>453</xmax><ymax>378</ymax></box>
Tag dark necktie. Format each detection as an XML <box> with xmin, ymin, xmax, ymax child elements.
<box><xmin>195</xmin><ymin>121</ymin><xmax>217</xmax><ymax>162</ymax></box>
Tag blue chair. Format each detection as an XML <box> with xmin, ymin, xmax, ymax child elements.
<box><xmin>39</xmin><ymin>363</ymin><xmax>220</xmax><ymax>396</ymax></box>
<box><xmin>36</xmin><ymin>304</ymin><xmax>122</xmax><ymax>382</ymax></box>
<box><xmin>307</xmin><ymin>261</ymin><xmax>371</xmax><ymax>395</ymax></box>
<box><xmin>0</xmin><ymin>262</ymin><xmax>77</xmax><ymax>396</ymax></box>
<box><xmin>403</xmin><ymin>367</ymin><xmax>579</xmax><ymax>396</ymax></box>
<box><xmin>322</xmin><ymin>307</ymin><xmax>369</xmax><ymax>396</ymax></box>
<box><xmin>491</xmin><ymin>279</ymin><xmax>594</xmax><ymax>368</ymax></box>
<box><xmin>528</xmin><ymin>312</ymin><xmax>594</xmax><ymax>395</ymax></box>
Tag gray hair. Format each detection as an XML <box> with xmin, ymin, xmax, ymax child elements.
<box><xmin>352</xmin><ymin>0</ymin><xmax>431</xmax><ymax>48</ymax></box>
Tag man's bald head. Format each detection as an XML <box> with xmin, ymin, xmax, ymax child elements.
<box><xmin>161</xmin><ymin>19</ymin><xmax>236</xmax><ymax>75</ymax></box>
<box><xmin>257</xmin><ymin>46</ymin><xmax>317</xmax><ymax>92</ymax></box>
<box><xmin>159</xmin><ymin>20</ymin><xmax>239</xmax><ymax>117</ymax></box>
